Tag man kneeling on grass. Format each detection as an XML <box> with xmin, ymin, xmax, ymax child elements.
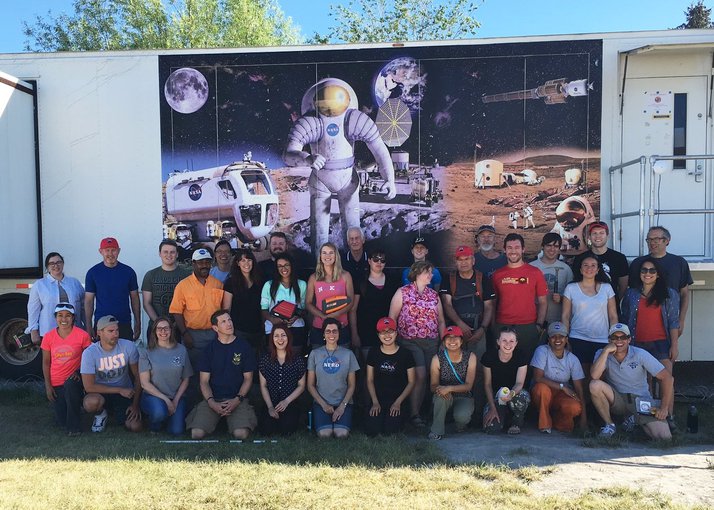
<box><xmin>186</xmin><ymin>310</ymin><xmax>257</xmax><ymax>440</ymax></box>
<box><xmin>590</xmin><ymin>323</ymin><xmax>673</xmax><ymax>440</ymax></box>
<box><xmin>81</xmin><ymin>315</ymin><xmax>142</xmax><ymax>433</ymax></box>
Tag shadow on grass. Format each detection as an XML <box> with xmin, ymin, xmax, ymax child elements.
<box><xmin>0</xmin><ymin>388</ymin><xmax>445</xmax><ymax>467</ymax></box>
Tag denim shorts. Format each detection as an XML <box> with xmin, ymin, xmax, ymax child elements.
<box><xmin>312</xmin><ymin>402</ymin><xmax>353</xmax><ymax>431</ymax></box>
<box><xmin>634</xmin><ymin>339</ymin><xmax>670</xmax><ymax>360</ymax></box>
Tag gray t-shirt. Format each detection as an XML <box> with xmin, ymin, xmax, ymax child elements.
<box><xmin>563</xmin><ymin>282</ymin><xmax>614</xmax><ymax>343</ymax></box>
<box><xmin>530</xmin><ymin>258</ymin><xmax>573</xmax><ymax>324</ymax></box>
<box><xmin>530</xmin><ymin>344</ymin><xmax>584</xmax><ymax>389</ymax></box>
<box><xmin>594</xmin><ymin>345</ymin><xmax>665</xmax><ymax>398</ymax></box>
<box><xmin>307</xmin><ymin>345</ymin><xmax>359</xmax><ymax>406</ymax></box>
<box><xmin>138</xmin><ymin>343</ymin><xmax>193</xmax><ymax>399</ymax></box>
<box><xmin>80</xmin><ymin>338</ymin><xmax>139</xmax><ymax>389</ymax></box>
<box><xmin>141</xmin><ymin>266</ymin><xmax>191</xmax><ymax>319</ymax></box>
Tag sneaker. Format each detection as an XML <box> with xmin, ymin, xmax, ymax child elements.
<box><xmin>427</xmin><ymin>432</ymin><xmax>442</xmax><ymax>440</ymax></box>
<box><xmin>540</xmin><ymin>428</ymin><xmax>552</xmax><ymax>434</ymax></box>
<box><xmin>621</xmin><ymin>414</ymin><xmax>636</xmax><ymax>433</ymax></box>
<box><xmin>598</xmin><ymin>423</ymin><xmax>616</xmax><ymax>438</ymax></box>
<box><xmin>410</xmin><ymin>415</ymin><xmax>426</xmax><ymax>428</ymax></box>
<box><xmin>91</xmin><ymin>409</ymin><xmax>108</xmax><ymax>433</ymax></box>
<box><xmin>666</xmin><ymin>415</ymin><xmax>678</xmax><ymax>433</ymax></box>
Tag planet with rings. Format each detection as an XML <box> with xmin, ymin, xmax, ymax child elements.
<box><xmin>164</xmin><ymin>67</ymin><xmax>209</xmax><ymax>114</ymax></box>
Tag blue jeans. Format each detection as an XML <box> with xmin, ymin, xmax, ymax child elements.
<box><xmin>140</xmin><ymin>393</ymin><xmax>187</xmax><ymax>435</ymax></box>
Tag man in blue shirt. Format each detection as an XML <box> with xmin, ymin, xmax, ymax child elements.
<box><xmin>84</xmin><ymin>237</ymin><xmax>141</xmax><ymax>341</ymax></box>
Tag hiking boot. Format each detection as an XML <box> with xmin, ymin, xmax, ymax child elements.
<box><xmin>91</xmin><ymin>409</ymin><xmax>108</xmax><ymax>433</ymax></box>
<box><xmin>621</xmin><ymin>414</ymin><xmax>636</xmax><ymax>433</ymax></box>
<box><xmin>598</xmin><ymin>423</ymin><xmax>616</xmax><ymax>438</ymax></box>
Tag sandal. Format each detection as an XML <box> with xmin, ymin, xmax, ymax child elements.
<box><xmin>507</xmin><ymin>425</ymin><xmax>521</xmax><ymax>435</ymax></box>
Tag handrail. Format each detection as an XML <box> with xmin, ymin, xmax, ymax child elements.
<box><xmin>608</xmin><ymin>156</ymin><xmax>646</xmax><ymax>255</ymax></box>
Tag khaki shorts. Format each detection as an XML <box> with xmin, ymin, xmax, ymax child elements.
<box><xmin>611</xmin><ymin>390</ymin><xmax>660</xmax><ymax>427</ymax></box>
<box><xmin>186</xmin><ymin>399</ymin><xmax>258</xmax><ymax>434</ymax></box>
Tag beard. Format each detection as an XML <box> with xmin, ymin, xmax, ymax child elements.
<box><xmin>479</xmin><ymin>243</ymin><xmax>494</xmax><ymax>252</ymax></box>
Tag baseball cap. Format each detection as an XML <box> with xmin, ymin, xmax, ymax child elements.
<box><xmin>588</xmin><ymin>221</ymin><xmax>609</xmax><ymax>235</ymax></box>
<box><xmin>54</xmin><ymin>303</ymin><xmax>75</xmax><ymax>315</ymax></box>
<box><xmin>192</xmin><ymin>248</ymin><xmax>213</xmax><ymax>261</ymax></box>
<box><xmin>442</xmin><ymin>325</ymin><xmax>463</xmax><ymax>340</ymax></box>
<box><xmin>96</xmin><ymin>315</ymin><xmax>119</xmax><ymax>331</ymax></box>
<box><xmin>476</xmin><ymin>225</ymin><xmax>496</xmax><ymax>236</ymax></box>
<box><xmin>547</xmin><ymin>321</ymin><xmax>568</xmax><ymax>337</ymax></box>
<box><xmin>100</xmin><ymin>237</ymin><xmax>119</xmax><ymax>250</ymax></box>
<box><xmin>454</xmin><ymin>245</ymin><xmax>474</xmax><ymax>258</ymax></box>
<box><xmin>376</xmin><ymin>317</ymin><xmax>397</xmax><ymax>332</ymax></box>
<box><xmin>412</xmin><ymin>237</ymin><xmax>428</xmax><ymax>249</ymax></box>
<box><xmin>608</xmin><ymin>323</ymin><xmax>631</xmax><ymax>337</ymax></box>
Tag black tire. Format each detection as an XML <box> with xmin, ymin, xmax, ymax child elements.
<box><xmin>0</xmin><ymin>293</ymin><xmax>42</xmax><ymax>380</ymax></box>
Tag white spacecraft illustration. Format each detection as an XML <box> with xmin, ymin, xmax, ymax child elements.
<box><xmin>164</xmin><ymin>152</ymin><xmax>279</xmax><ymax>249</ymax></box>
<box><xmin>481</xmin><ymin>78</ymin><xmax>592</xmax><ymax>105</ymax></box>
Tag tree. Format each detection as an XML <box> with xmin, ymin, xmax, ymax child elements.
<box><xmin>675</xmin><ymin>1</ymin><xmax>714</xmax><ymax>29</ymax></box>
<box><xmin>317</xmin><ymin>0</ymin><xmax>481</xmax><ymax>44</ymax></box>
<box><xmin>23</xmin><ymin>0</ymin><xmax>302</xmax><ymax>52</ymax></box>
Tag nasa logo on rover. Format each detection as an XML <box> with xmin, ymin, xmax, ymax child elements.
<box><xmin>188</xmin><ymin>184</ymin><xmax>202</xmax><ymax>201</ymax></box>
<box><xmin>326</xmin><ymin>123</ymin><xmax>340</xmax><ymax>136</ymax></box>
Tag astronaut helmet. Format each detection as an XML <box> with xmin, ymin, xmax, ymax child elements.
<box><xmin>555</xmin><ymin>196</ymin><xmax>594</xmax><ymax>232</ymax></box>
<box><xmin>301</xmin><ymin>77</ymin><xmax>358</xmax><ymax>117</ymax></box>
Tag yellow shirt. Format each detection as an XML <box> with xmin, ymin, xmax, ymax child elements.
<box><xmin>169</xmin><ymin>274</ymin><xmax>224</xmax><ymax>330</ymax></box>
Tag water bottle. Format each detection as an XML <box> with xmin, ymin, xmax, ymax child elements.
<box><xmin>307</xmin><ymin>410</ymin><xmax>313</xmax><ymax>431</ymax></box>
<box><xmin>686</xmin><ymin>405</ymin><xmax>699</xmax><ymax>433</ymax></box>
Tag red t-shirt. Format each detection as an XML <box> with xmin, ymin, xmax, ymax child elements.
<box><xmin>635</xmin><ymin>297</ymin><xmax>667</xmax><ymax>342</ymax></box>
<box><xmin>40</xmin><ymin>326</ymin><xmax>92</xmax><ymax>386</ymax></box>
<box><xmin>492</xmin><ymin>264</ymin><xmax>548</xmax><ymax>324</ymax></box>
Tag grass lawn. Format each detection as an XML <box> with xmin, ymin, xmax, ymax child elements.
<box><xmin>0</xmin><ymin>387</ymin><xmax>709</xmax><ymax>509</ymax></box>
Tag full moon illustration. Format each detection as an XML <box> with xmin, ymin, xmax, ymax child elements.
<box><xmin>164</xmin><ymin>67</ymin><xmax>209</xmax><ymax>114</ymax></box>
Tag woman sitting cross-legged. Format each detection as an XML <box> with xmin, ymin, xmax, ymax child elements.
<box><xmin>482</xmin><ymin>326</ymin><xmax>530</xmax><ymax>435</ymax></box>
<box><xmin>529</xmin><ymin>321</ymin><xmax>587</xmax><ymax>434</ymax></box>
<box><xmin>428</xmin><ymin>326</ymin><xmax>477</xmax><ymax>440</ymax></box>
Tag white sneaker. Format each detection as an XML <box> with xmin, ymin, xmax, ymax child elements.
<box><xmin>92</xmin><ymin>409</ymin><xmax>108</xmax><ymax>432</ymax></box>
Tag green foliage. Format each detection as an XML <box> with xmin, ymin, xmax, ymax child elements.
<box><xmin>318</xmin><ymin>0</ymin><xmax>481</xmax><ymax>44</ymax></box>
<box><xmin>22</xmin><ymin>0</ymin><xmax>302</xmax><ymax>52</ymax></box>
<box><xmin>675</xmin><ymin>1</ymin><xmax>714</xmax><ymax>29</ymax></box>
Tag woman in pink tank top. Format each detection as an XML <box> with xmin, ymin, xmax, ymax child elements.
<box><xmin>306</xmin><ymin>242</ymin><xmax>355</xmax><ymax>346</ymax></box>
<box><xmin>389</xmin><ymin>260</ymin><xmax>445</xmax><ymax>427</ymax></box>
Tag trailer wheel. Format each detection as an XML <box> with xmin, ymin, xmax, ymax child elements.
<box><xmin>0</xmin><ymin>294</ymin><xmax>42</xmax><ymax>380</ymax></box>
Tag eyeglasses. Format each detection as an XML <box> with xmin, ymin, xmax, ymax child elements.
<box><xmin>640</xmin><ymin>267</ymin><xmax>657</xmax><ymax>274</ymax></box>
<box><xmin>156</xmin><ymin>326</ymin><xmax>172</xmax><ymax>332</ymax></box>
<box><xmin>277</xmin><ymin>264</ymin><xmax>291</xmax><ymax>269</ymax></box>
<box><xmin>370</xmin><ymin>257</ymin><xmax>386</xmax><ymax>263</ymax></box>
<box><xmin>324</xmin><ymin>329</ymin><xmax>339</xmax><ymax>335</ymax></box>
<box><xmin>645</xmin><ymin>237</ymin><xmax>667</xmax><ymax>242</ymax></box>
<box><xmin>47</xmin><ymin>261</ymin><xmax>64</xmax><ymax>267</ymax></box>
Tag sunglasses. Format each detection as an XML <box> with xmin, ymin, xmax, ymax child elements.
<box><xmin>610</xmin><ymin>334</ymin><xmax>630</xmax><ymax>340</ymax></box>
<box><xmin>640</xmin><ymin>267</ymin><xmax>657</xmax><ymax>274</ymax></box>
<box><xmin>370</xmin><ymin>256</ymin><xmax>386</xmax><ymax>263</ymax></box>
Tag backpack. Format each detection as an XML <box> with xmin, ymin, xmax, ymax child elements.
<box><xmin>449</xmin><ymin>270</ymin><xmax>484</xmax><ymax>328</ymax></box>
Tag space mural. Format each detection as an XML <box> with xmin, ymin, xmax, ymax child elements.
<box><xmin>159</xmin><ymin>38</ymin><xmax>603</xmax><ymax>270</ymax></box>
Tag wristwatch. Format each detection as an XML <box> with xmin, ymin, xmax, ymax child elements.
<box><xmin>237</xmin><ymin>394</ymin><xmax>245</xmax><ymax>402</ymax></box>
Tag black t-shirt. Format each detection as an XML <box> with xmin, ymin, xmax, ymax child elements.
<box><xmin>480</xmin><ymin>348</ymin><xmax>528</xmax><ymax>393</ymax></box>
<box><xmin>440</xmin><ymin>271</ymin><xmax>494</xmax><ymax>328</ymax></box>
<box><xmin>341</xmin><ymin>251</ymin><xmax>369</xmax><ymax>287</ymax></box>
<box><xmin>223</xmin><ymin>278</ymin><xmax>263</xmax><ymax>334</ymax></box>
<box><xmin>355</xmin><ymin>275</ymin><xmax>399</xmax><ymax>348</ymax></box>
<box><xmin>366</xmin><ymin>346</ymin><xmax>415</xmax><ymax>405</ymax></box>
<box><xmin>628</xmin><ymin>253</ymin><xmax>693</xmax><ymax>291</ymax></box>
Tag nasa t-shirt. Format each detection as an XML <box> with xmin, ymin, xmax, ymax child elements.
<box><xmin>366</xmin><ymin>347</ymin><xmax>415</xmax><ymax>406</ymax></box>
<box><xmin>307</xmin><ymin>345</ymin><xmax>359</xmax><ymax>406</ymax></box>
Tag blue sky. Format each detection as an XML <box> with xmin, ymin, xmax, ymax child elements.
<box><xmin>0</xmin><ymin>0</ymin><xmax>700</xmax><ymax>52</ymax></box>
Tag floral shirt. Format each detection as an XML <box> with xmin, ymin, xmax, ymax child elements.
<box><xmin>397</xmin><ymin>283</ymin><xmax>439</xmax><ymax>340</ymax></box>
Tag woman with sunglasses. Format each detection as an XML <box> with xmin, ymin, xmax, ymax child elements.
<box><xmin>621</xmin><ymin>257</ymin><xmax>679</xmax><ymax>421</ymax></box>
<box><xmin>41</xmin><ymin>303</ymin><xmax>92</xmax><ymax>435</ymax></box>
<box><xmin>349</xmin><ymin>250</ymin><xmax>398</xmax><ymax>360</ymax></box>
<box><xmin>223</xmin><ymin>248</ymin><xmax>264</xmax><ymax>354</ymax></box>
<box><xmin>138</xmin><ymin>316</ymin><xmax>193</xmax><ymax>435</ymax></box>
<box><xmin>259</xmin><ymin>324</ymin><xmax>306</xmax><ymax>435</ymax></box>
<box><xmin>306</xmin><ymin>318</ymin><xmax>359</xmax><ymax>438</ymax></box>
<box><xmin>261</xmin><ymin>253</ymin><xmax>307</xmax><ymax>357</ymax></box>
<box><xmin>27</xmin><ymin>252</ymin><xmax>85</xmax><ymax>346</ymax></box>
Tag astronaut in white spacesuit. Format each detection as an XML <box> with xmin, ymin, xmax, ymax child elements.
<box><xmin>283</xmin><ymin>78</ymin><xmax>396</xmax><ymax>252</ymax></box>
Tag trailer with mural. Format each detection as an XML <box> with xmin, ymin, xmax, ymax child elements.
<box><xmin>1</xmin><ymin>29</ymin><xmax>714</xmax><ymax>378</ymax></box>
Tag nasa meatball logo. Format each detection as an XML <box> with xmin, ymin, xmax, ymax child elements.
<box><xmin>326</xmin><ymin>123</ymin><xmax>340</xmax><ymax>137</ymax></box>
<box><xmin>188</xmin><ymin>184</ymin><xmax>202</xmax><ymax>201</ymax></box>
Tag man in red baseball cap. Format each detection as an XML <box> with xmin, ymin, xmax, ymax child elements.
<box><xmin>84</xmin><ymin>237</ymin><xmax>141</xmax><ymax>342</ymax></box>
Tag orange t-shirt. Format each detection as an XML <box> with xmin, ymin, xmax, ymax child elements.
<box><xmin>40</xmin><ymin>326</ymin><xmax>92</xmax><ymax>386</ymax></box>
<box><xmin>635</xmin><ymin>297</ymin><xmax>667</xmax><ymax>342</ymax></box>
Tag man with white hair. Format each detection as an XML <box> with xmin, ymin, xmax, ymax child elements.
<box><xmin>341</xmin><ymin>227</ymin><xmax>369</xmax><ymax>285</ymax></box>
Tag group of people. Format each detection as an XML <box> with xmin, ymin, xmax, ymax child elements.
<box><xmin>32</xmin><ymin>221</ymin><xmax>691</xmax><ymax>441</ymax></box>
